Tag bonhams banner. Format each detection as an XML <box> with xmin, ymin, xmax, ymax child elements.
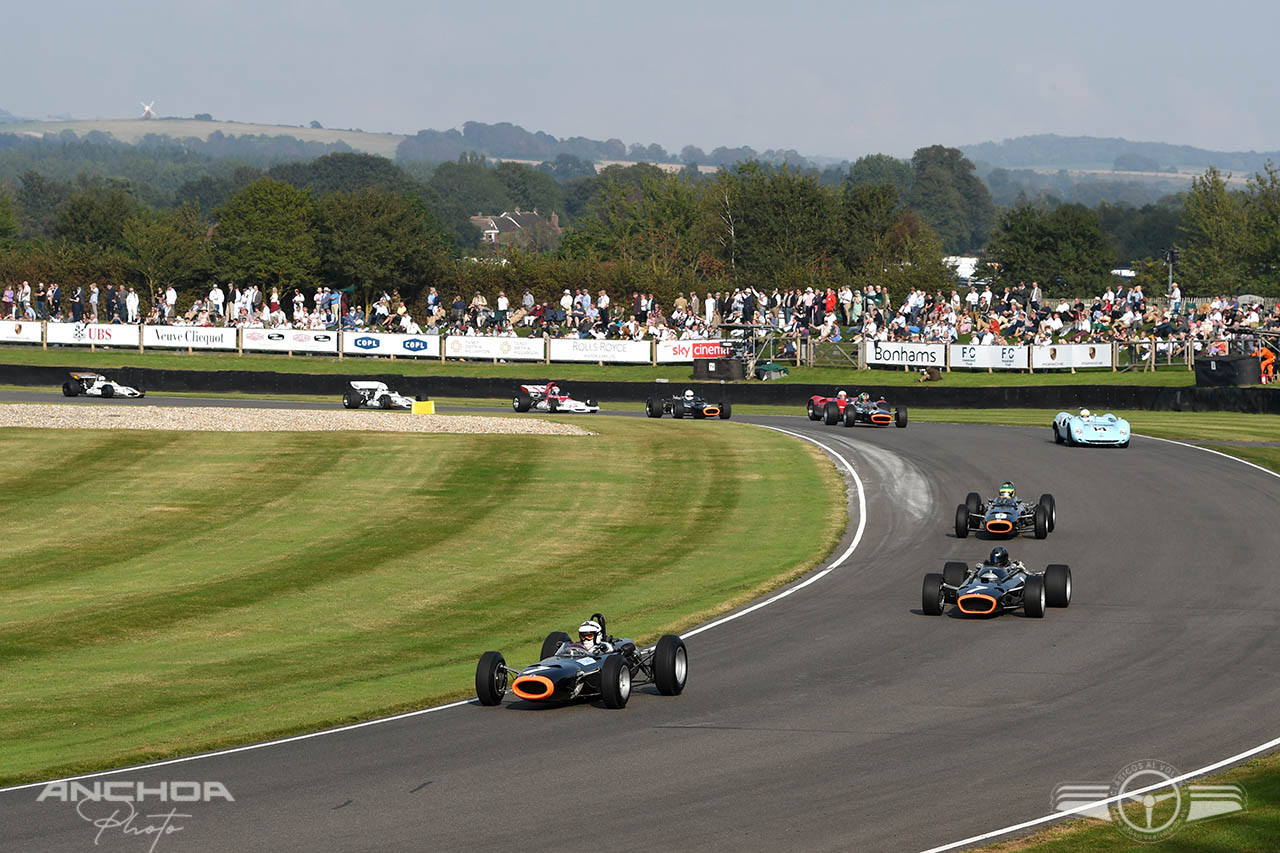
<box><xmin>343</xmin><ymin>332</ymin><xmax>442</xmax><ymax>358</ymax></box>
<box><xmin>866</xmin><ymin>341</ymin><xmax>945</xmax><ymax>367</ymax></box>
<box><xmin>443</xmin><ymin>335</ymin><xmax>545</xmax><ymax>361</ymax></box>
<box><xmin>242</xmin><ymin>328</ymin><xmax>337</xmax><ymax>353</ymax></box>
<box><xmin>949</xmin><ymin>344</ymin><xmax>1029</xmax><ymax>370</ymax></box>
<box><xmin>1031</xmin><ymin>343</ymin><xmax>1112</xmax><ymax>369</ymax></box>
<box><xmin>0</xmin><ymin>320</ymin><xmax>42</xmax><ymax>344</ymax></box>
<box><xmin>143</xmin><ymin>325</ymin><xmax>239</xmax><ymax>350</ymax></box>
<box><xmin>656</xmin><ymin>340</ymin><xmax>729</xmax><ymax>363</ymax></box>
<box><xmin>549</xmin><ymin>338</ymin><xmax>651</xmax><ymax>363</ymax></box>
<box><xmin>46</xmin><ymin>322</ymin><xmax>140</xmax><ymax>347</ymax></box>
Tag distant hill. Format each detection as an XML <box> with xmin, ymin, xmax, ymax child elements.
<box><xmin>959</xmin><ymin>134</ymin><xmax>1280</xmax><ymax>175</ymax></box>
<box><xmin>0</xmin><ymin>108</ymin><xmax>23</xmax><ymax>124</ymax></box>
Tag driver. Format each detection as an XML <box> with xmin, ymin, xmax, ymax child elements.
<box><xmin>987</xmin><ymin>546</ymin><xmax>1011</xmax><ymax>567</ymax></box>
<box><xmin>683</xmin><ymin>389</ymin><xmax>695</xmax><ymax>403</ymax></box>
<box><xmin>1079</xmin><ymin>408</ymin><xmax>1092</xmax><ymax>421</ymax></box>
<box><xmin>856</xmin><ymin>392</ymin><xmax>871</xmax><ymax>404</ymax></box>
<box><xmin>577</xmin><ymin>619</ymin><xmax>609</xmax><ymax>653</ymax></box>
<box><xmin>546</xmin><ymin>382</ymin><xmax>560</xmax><ymax>398</ymax></box>
<box><xmin>836</xmin><ymin>389</ymin><xmax>848</xmax><ymax>401</ymax></box>
<box><xmin>998</xmin><ymin>481</ymin><xmax>1015</xmax><ymax>501</ymax></box>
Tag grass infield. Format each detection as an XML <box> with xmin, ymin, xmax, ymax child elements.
<box><xmin>0</xmin><ymin>417</ymin><xmax>845</xmax><ymax>785</ymax></box>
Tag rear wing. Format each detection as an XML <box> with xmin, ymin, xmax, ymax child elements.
<box><xmin>349</xmin><ymin>381</ymin><xmax>389</xmax><ymax>392</ymax></box>
<box><xmin>69</xmin><ymin>372</ymin><xmax>104</xmax><ymax>380</ymax></box>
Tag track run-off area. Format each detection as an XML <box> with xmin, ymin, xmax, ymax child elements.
<box><xmin>2</xmin><ymin>394</ymin><xmax>1278</xmax><ymax>851</ymax></box>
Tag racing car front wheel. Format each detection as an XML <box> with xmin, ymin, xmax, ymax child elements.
<box><xmin>965</xmin><ymin>492</ymin><xmax>982</xmax><ymax>515</ymax></box>
<box><xmin>823</xmin><ymin>401</ymin><xmax>840</xmax><ymax>426</ymax></box>
<box><xmin>921</xmin><ymin>573</ymin><xmax>945</xmax><ymax>616</ymax></box>
<box><xmin>653</xmin><ymin>635</ymin><xmax>688</xmax><ymax>695</ymax></box>
<box><xmin>1053</xmin><ymin>424</ymin><xmax>1065</xmax><ymax>444</ymax></box>
<box><xmin>540</xmin><ymin>631</ymin><xmax>571</xmax><ymax>660</ymax></box>
<box><xmin>1033</xmin><ymin>505</ymin><xmax>1049</xmax><ymax>539</ymax></box>
<box><xmin>807</xmin><ymin>401</ymin><xmax>821</xmax><ymax>421</ymax></box>
<box><xmin>600</xmin><ymin>655</ymin><xmax>631</xmax><ymax>709</ymax></box>
<box><xmin>1045</xmin><ymin>564</ymin><xmax>1071</xmax><ymax>608</ymax></box>
<box><xmin>379</xmin><ymin>395</ymin><xmax>393</xmax><ymax>410</ymax></box>
<box><xmin>62</xmin><ymin>381</ymin><xmax>79</xmax><ymax>397</ymax></box>
<box><xmin>954</xmin><ymin>504</ymin><xmax>970</xmax><ymax>539</ymax></box>
<box><xmin>895</xmin><ymin>406</ymin><xmax>908</xmax><ymax>428</ymax></box>
<box><xmin>1023</xmin><ymin>575</ymin><xmax>1046</xmax><ymax>617</ymax></box>
<box><xmin>100</xmin><ymin>384</ymin><xmax>115</xmax><ymax>398</ymax></box>
<box><xmin>718</xmin><ymin>402</ymin><xmax>731</xmax><ymax>420</ymax></box>
<box><xmin>943</xmin><ymin>561</ymin><xmax>967</xmax><ymax>588</ymax></box>
<box><xmin>475</xmin><ymin>651</ymin><xmax>507</xmax><ymax>706</ymax></box>
<box><xmin>1038</xmin><ymin>494</ymin><xmax>1056</xmax><ymax>532</ymax></box>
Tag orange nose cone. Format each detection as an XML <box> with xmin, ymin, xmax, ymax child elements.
<box><xmin>957</xmin><ymin>594</ymin><xmax>998</xmax><ymax>614</ymax></box>
<box><xmin>511</xmin><ymin>675</ymin><xmax>555</xmax><ymax>700</ymax></box>
<box><xmin>871</xmin><ymin>413</ymin><xmax>892</xmax><ymax>424</ymax></box>
<box><xmin>703</xmin><ymin>407</ymin><xmax>720</xmax><ymax>417</ymax></box>
<box><xmin>985</xmin><ymin>520</ymin><xmax>1014</xmax><ymax>534</ymax></box>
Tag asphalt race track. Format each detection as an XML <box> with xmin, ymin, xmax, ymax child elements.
<box><xmin>3</xmin><ymin>392</ymin><xmax>1279</xmax><ymax>851</ymax></box>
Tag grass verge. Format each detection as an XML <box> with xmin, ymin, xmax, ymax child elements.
<box><xmin>0</xmin><ymin>417</ymin><xmax>845</xmax><ymax>786</ymax></box>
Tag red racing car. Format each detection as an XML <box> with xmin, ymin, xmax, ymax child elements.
<box><xmin>806</xmin><ymin>390</ymin><xmax>907</xmax><ymax>428</ymax></box>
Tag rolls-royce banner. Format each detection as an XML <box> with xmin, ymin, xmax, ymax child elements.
<box><xmin>342</xmin><ymin>332</ymin><xmax>442</xmax><ymax>358</ymax></box>
<box><xmin>0</xmin><ymin>320</ymin><xmax>42</xmax><ymax>344</ymax></box>
<box><xmin>46</xmin><ymin>322</ymin><xmax>140</xmax><ymax>347</ymax></box>
<box><xmin>656</xmin><ymin>340</ymin><xmax>729</xmax><ymax>363</ymax></box>
<box><xmin>143</xmin><ymin>325</ymin><xmax>239</xmax><ymax>350</ymax></box>
<box><xmin>241</xmin><ymin>328</ymin><xmax>337</xmax><ymax>353</ymax></box>
<box><xmin>866</xmin><ymin>341</ymin><xmax>945</xmax><ymax>367</ymax></box>
<box><xmin>443</xmin><ymin>335</ymin><xmax>545</xmax><ymax>361</ymax></box>
<box><xmin>949</xmin><ymin>344</ymin><xmax>1029</xmax><ymax>369</ymax></box>
<box><xmin>548</xmin><ymin>338</ymin><xmax>652</xmax><ymax>363</ymax></box>
<box><xmin>1031</xmin><ymin>343</ymin><xmax>1112</xmax><ymax>369</ymax></box>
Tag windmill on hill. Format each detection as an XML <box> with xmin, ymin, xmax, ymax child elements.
<box><xmin>140</xmin><ymin>101</ymin><xmax>155</xmax><ymax>119</ymax></box>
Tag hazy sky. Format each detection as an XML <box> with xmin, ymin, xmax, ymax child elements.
<box><xmin>5</xmin><ymin>0</ymin><xmax>1276</xmax><ymax>159</ymax></box>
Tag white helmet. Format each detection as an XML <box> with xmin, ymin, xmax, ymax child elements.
<box><xmin>684</xmin><ymin>389</ymin><xmax>695</xmax><ymax>401</ymax></box>
<box><xmin>1079</xmin><ymin>408</ymin><xmax>1091</xmax><ymax>418</ymax></box>
<box><xmin>578</xmin><ymin>620</ymin><xmax>602</xmax><ymax>648</ymax></box>
<box><xmin>837</xmin><ymin>390</ymin><xmax>847</xmax><ymax>399</ymax></box>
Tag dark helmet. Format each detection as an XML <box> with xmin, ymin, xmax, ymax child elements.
<box><xmin>988</xmin><ymin>546</ymin><xmax>1010</xmax><ymax>567</ymax></box>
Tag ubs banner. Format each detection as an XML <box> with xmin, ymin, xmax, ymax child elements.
<box><xmin>867</xmin><ymin>341</ymin><xmax>945</xmax><ymax>367</ymax></box>
<box><xmin>143</xmin><ymin>325</ymin><xmax>238</xmax><ymax>350</ymax></box>
<box><xmin>949</xmin><ymin>344</ymin><xmax>1029</xmax><ymax>369</ymax></box>
<box><xmin>343</xmin><ymin>332</ymin><xmax>442</xmax><ymax>358</ymax></box>
<box><xmin>46</xmin><ymin>322</ymin><xmax>140</xmax><ymax>347</ymax></box>
<box><xmin>1031</xmin><ymin>343</ymin><xmax>1112</xmax><ymax>369</ymax></box>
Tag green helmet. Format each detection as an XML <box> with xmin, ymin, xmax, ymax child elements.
<box><xmin>998</xmin><ymin>482</ymin><xmax>1015</xmax><ymax>500</ymax></box>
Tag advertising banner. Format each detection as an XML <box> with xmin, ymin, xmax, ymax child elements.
<box><xmin>866</xmin><ymin>341</ymin><xmax>945</xmax><ymax>367</ymax></box>
<box><xmin>1031</xmin><ymin>343</ymin><xmax>1112</xmax><ymax>369</ymax></box>
<box><xmin>342</xmin><ymin>332</ymin><xmax>442</xmax><ymax>358</ymax></box>
<box><xmin>0</xmin><ymin>320</ymin><xmax>42</xmax><ymax>344</ymax></box>
<box><xmin>656</xmin><ymin>340</ymin><xmax>729</xmax><ymax>363</ymax></box>
<box><xmin>548</xmin><ymin>338</ymin><xmax>651</xmax><ymax>363</ymax></box>
<box><xmin>241</xmin><ymin>328</ymin><xmax>337</xmax><ymax>353</ymax></box>
<box><xmin>442</xmin><ymin>335</ymin><xmax>545</xmax><ymax>361</ymax></box>
<box><xmin>45</xmin><ymin>322</ymin><xmax>140</xmax><ymax>347</ymax></box>
<box><xmin>142</xmin><ymin>325</ymin><xmax>239</xmax><ymax>350</ymax></box>
<box><xmin>949</xmin><ymin>344</ymin><xmax>1029</xmax><ymax>369</ymax></box>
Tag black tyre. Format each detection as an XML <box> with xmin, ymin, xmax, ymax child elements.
<box><xmin>955</xmin><ymin>504</ymin><xmax>970</xmax><ymax>539</ymax></box>
<box><xmin>585</xmin><ymin>398</ymin><xmax>598</xmax><ymax>409</ymax></box>
<box><xmin>645</xmin><ymin>396</ymin><xmax>662</xmax><ymax>418</ymax></box>
<box><xmin>137</xmin><ymin>389</ymin><xmax>146</xmax><ymax>398</ymax></box>
<box><xmin>807</xmin><ymin>400</ymin><xmax>821</xmax><ymax>421</ymax></box>
<box><xmin>943</xmin><ymin>561</ymin><xmax>968</xmax><ymax>588</ymax></box>
<box><xmin>513</xmin><ymin>392</ymin><xmax>532</xmax><ymax>412</ymax></box>
<box><xmin>1024</xmin><ymin>574</ymin><xmax>1046</xmax><ymax>617</ymax></box>
<box><xmin>719</xmin><ymin>402</ymin><xmax>731</xmax><ymax>420</ymax></box>
<box><xmin>653</xmin><ymin>634</ymin><xmax>688</xmax><ymax>696</ymax></box>
<box><xmin>475</xmin><ymin>651</ymin><xmax>507</xmax><ymax>706</ymax></box>
<box><xmin>1039</xmin><ymin>493</ymin><xmax>1056</xmax><ymax>532</ymax></box>
<box><xmin>895</xmin><ymin>406</ymin><xmax>908</xmax><ymax>428</ymax></box>
<box><xmin>922</xmin><ymin>573</ymin><xmax>945</xmax><ymax>615</ymax></box>
<box><xmin>1119</xmin><ymin>440</ymin><xmax>1129</xmax><ymax>448</ymax></box>
<box><xmin>379</xmin><ymin>394</ymin><xmax>393</xmax><ymax>409</ymax></box>
<box><xmin>600</xmin><ymin>655</ymin><xmax>631</xmax><ymax>709</ymax></box>
<box><xmin>1045</xmin><ymin>564</ymin><xmax>1072</xmax><ymax>608</ymax></box>
<box><xmin>843</xmin><ymin>406</ymin><xmax>857</xmax><ymax>427</ymax></box>
<box><xmin>965</xmin><ymin>492</ymin><xmax>982</xmax><ymax>515</ymax></box>
<box><xmin>547</xmin><ymin>397</ymin><xmax>559</xmax><ymax>413</ymax></box>
<box><xmin>823</xmin><ymin>401</ymin><xmax>840</xmax><ymax>425</ymax></box>
<box><xmin>540</xmin><ymin>631</ymin><xmax>572</xmax><ymax>660</ymax></box>
<box><xmin>342</xmin><ymin>389</ymin><xmax>362</xmax><ymax>409</ymax></box>
<box><xmin>1033</xmin><ymin>505</ymin><xmax>1049</xmax><ymax>539</ymax></box>
<box><xmin>100</xmin><ymin>383</ymin><xmax>115</xmax><ymax>398</ymax></box>
<box><xmin>1053</xmin><ymin>423</ymin><xmax>1064</xmax><ymax>444</ymax></box>
<box><xmin>672</xmin><ymin>401</ymin><xmax>685</xmax><ymax>419</ymax></box>
<box><xmin>62</xmin><ymin>381</ymin><xmax>78</xmax><ymax>397</ymax></box>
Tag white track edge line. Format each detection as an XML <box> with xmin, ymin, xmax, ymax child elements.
<box><xmin>0</xmin><ymin>423</ymin><xmax>864</xmax><ymax>795</ymax></box>
<box><xmin>920</xmin><ymin>432</ymin><xmax>1280</xmax><ymax>853</ymax></box>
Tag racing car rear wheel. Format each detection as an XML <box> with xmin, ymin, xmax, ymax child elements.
<box><xmin>100</xmin><ymin>384</ymin><xmax>115</xmax><ymax>398</ymax></box>
<box><xmin>921</xmin><ymin>573</ymin><xmax>945</xmax><ymax>615</ymax></box>
<box><xmin>895</xmin><ymin>406</ymin><xmax>908</xmax><ymax>428</ymax></box>
<box><xmin>62</xmin><ymin>381</ymin><xmax>79</xmax><ymax>397</ymax></box>
<box><xmin>343</xmin><ymin>390</ymin><xmax>363</xmax><ymax>409</ymax></box>
<box><xmin>954</xmin><ymin>504</ymin><xmax>970</xmax><ymax>539</ymax></box>
<box><xmin>823</xmin><ymin>401</ymin><xmax>840</xmax><ymax>425</ymax></box>
<box><xmin>719</xmin><ymin>402</ymin><xmax>731</xmax><ymax>420</ymax></box>
<box><xmin>379</xmin><ymin>394</ymin><xmax>393</xmax><ymax>409</ymax></box>
<box><xmin>540</xmin><ymin>631</ymin><xmax>572</xmax><ymax>660</ymax></box>
<box><xmin>807</xmin><ymin>400</ymin><xmax>821</xmax><ymax>421</ymax></box>
<box><xmin>645</xmin><ymin>396</ymin><xmax>662</xmax><ymax>418</ymax></box>
<box><xmin>1023</xmin><ymin>575</ymin><xmax>1046</xmax><ymax>617</ymax></box>
<box><xmin>475</xmin><ymin>651</ymin><xmax>507</xmax><ymax>706</ymax></box>
<box><xmin>943</xmin><ymin>561</ymin><xmax>967</xmax><ymax>588</ymax></box>
<box><xmin>1045</xmin><ymin>564</ymin><xmax>1072</xmax><ymax>608</ymax></box>
<box><xmin>653</xmin><ymin>634</ymin><xmax>688</xmax><ymax>695</ymax></box>
<box><xmin>513</xmin><ymin>392</ymin><xmax>533</xmax><ymax>412</ymax></box>
<box><xmin>600</xmin><ymin>655</ymin><xmax>631</xmax><ymax>709</ymax></box>
<box><xmin>1038</xmin><ymin>494</ymin><xmax>1056</xmax><ymax>532</ymax></box>
<box><xmin>1033</xmin><ymin>505</ymin><xmax>1049</xmax><ymax>539</ymax></box>
<box><xmin>965</xmin><ymin>492</ymin><xmax>982</xmax><ymax>515</ymax></box>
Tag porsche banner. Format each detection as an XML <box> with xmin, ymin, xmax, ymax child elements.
<box><xmin>0</xmin><ymin>320</ymin><xmax>42</xmax><ymax>344</ymax></box>
<box><xmin>1031</xmin><ymin>343</ymin><xmax>1112</xmax><ymax>369</ymax></box>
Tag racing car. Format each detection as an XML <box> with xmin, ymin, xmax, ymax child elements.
<box><xmin>475</xmin><ymin>613</ymin><xmax>688</xmax><ymax>709</ymax></box>
<box><xmin>955</xmin><ymin>482</ymin><xmax>1056</xmax><ymax>539</ymax></box>
<box><xmin>1053</xmin><ymin>408</ymin><xmax>1131</xmax><ymax>447</ymax></box>
<box><xmin>806</xmin><ymin>390</ymin><xmax>907</xmax><ymax>428</ymax></box>
<box><xmin>645</xmin><ymin>389</ymin><xmax>731</xmax><ymax>419</ymax></box>
<box><xmin>512</xmin><ymin>382</ymin><xmax>599</xmax><ymax>413</ymax></box>
<box><xmin>341</xmin><ymin>381</ymin><xmax>417</xmax><ymax>410</ymax></box>
<box><xmin>921</xmin><ymin>547</ymin><xmax>1072</xmax><ymax>618</ymax></box>
<box><xmin>60</xmin><ymin>372</ymin><xmax>145</xmax><ymax>399</ymax></box>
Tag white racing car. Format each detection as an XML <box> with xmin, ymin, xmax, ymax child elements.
<box><xmin>512</xmin><ymin>382</ymin><xmax>599</xmax><ymax>413</ymax></box>
<box><xmin>342</xmin><ymin>381</ymin><xmax>418</xmax><ymax>410</ymax></box>
<box><xmin>61</xmin><ymin>372</ymin><xmax>146</xmax><ymax>398</ymax></box>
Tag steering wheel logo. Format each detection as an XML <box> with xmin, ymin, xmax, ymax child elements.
<box><xmin>1108</xmin><ymin>760</ymin><xmax>1186</xmax><ymax>841</ymax></box>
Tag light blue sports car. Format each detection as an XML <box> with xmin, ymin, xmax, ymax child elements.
<box><xmin>1053</xmin><ymin>409</ymin><xmax>1130</xmax><ymax>447</ymax></box>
